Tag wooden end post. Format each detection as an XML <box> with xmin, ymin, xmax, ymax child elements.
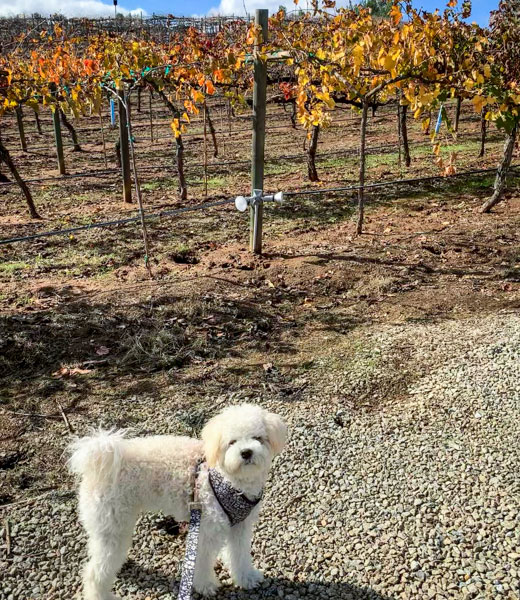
<box><xmin>117</xmin><ymin>84</ymin><xmax>132</xmax><ymax>203</ymax></box>
<box><xmin>250</xmin><ymin>8</ymin><xmax>268</xmax><ymax>254</ymax></box>
<box><xmin>52</xmin><ymin>104</ymin><xmax>66</xmax><ymax>175</ymax></box>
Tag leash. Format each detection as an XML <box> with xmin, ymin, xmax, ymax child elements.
<box><xmin>177</xmin><ymin>460</ymin><xmax>263</xmax><ymax>599</ymax></box>
<box><xmin>178</xmin><ymin>461</ymin><xmax>203</xmax><ymax>600</ymax></box>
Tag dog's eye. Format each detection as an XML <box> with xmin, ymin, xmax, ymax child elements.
<box><xmin>253</xmin><ymin>436</ymin><xmax>264</xmax><ymax>443</ymax></box>
<box><xmin>229</xmin><ymin>440</ymin><xmax>236</xmax><ymax>446</ymax></box>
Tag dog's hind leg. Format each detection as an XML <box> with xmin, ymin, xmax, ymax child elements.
<box><xmin>81</xmin><ymin>508</ymin><xmax>137</xmax><ymax>600</ymax></box>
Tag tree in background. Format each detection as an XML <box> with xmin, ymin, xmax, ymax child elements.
<box><xmin>360</xmin><ymin>0</ymin><xmax>392</xmax><ymax>18</ymax></box>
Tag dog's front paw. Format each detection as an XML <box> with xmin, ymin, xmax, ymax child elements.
<box><xmin>234</xmin><ymin>568</ymin><xmax>264</xmax><ymax>590</ymax></box>
<box><xmin>193</xmin><ymin>578</ymin><xmax>221</xmax><ymax>597</ymax></box>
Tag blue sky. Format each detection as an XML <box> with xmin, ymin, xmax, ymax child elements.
<box><xmin>139</xmin><ymin>0</ymin><xmax>498</xmax><ymax>22</ymax></box>
<box><xmin>0</xmin><ymin>0</ymin><xmax>500</xmax><ymax>23</ymax></box>
<box><xmin>414</xmin><ymin>0</ymin><xmax>499</xmax><ymax>25</ymax></box>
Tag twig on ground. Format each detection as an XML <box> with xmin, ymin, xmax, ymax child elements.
<box><xmin>5</xmin><ymin>519</ymin><xmax>11</xmax><ymax>556</ymax></box>
<box><xmin>55</xmin><ymin>400</ymin><xmax>74</xmax><ymax>434</ymax></box>
<box><xmin>5</xmin><ymin>411</ymin><xmax>61</xmax><ymax>420</ymax></box>
<box><xmin>79</xmin><ymin>358</ymin><xmax>109</xmax><ymax>367</ymax></box>
<box><xmin>0</xmin><ymin>491</ymin><xmax>56</xmax><ymax>511</ymax></box>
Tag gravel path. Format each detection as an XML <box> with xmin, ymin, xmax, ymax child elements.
<box><xmin>2</xmin><ymin>313</ymin><xmax>520</xmax><ymax>600</ymax></box>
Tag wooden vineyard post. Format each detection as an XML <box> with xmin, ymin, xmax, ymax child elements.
<box><xmin>454</xmin><ymin>97</ymin><xmax>462</xmax><ymax>133</ymax></box>
<box><xmin>397</xmin><ymin>97</ymin><xmax>402</xmax><ymax>173</ymax></box>
<box><xmin>203</xmin><ymin>102</ymin><xmax>208</xmax><ymax>197</ymax></box>
<box><xmin>34</xmin><ymin>111</ymin><xmax>43</xmax><ymax>135</ymax></box>
<box><xmin>250</xmin><ymin>8</ymin><xmax>268</xmax><ymax>254</ymax></box>
<box><xmin>118</xmin><ymin>84</ymin><xmax>132</xmax><ymax>203</ymax></box>
<box><xmin>356</xmin><ymin>101</ymin><xmax>369</xmax><ymax>235</ymax></box>
<box><xmin>52</xmin><ymin>105</ymin><xmax>66</xmax><ymax>175</ymax></box>
<box><xmin>220</xmin><ymin>102</ymin><xmax>226</xmax><ymax>156</ymax></box>
<box><xmin>99</xmin><ymin>110</ymin><xmax>108</xmax><ymax>168</ymax></box>
<box><xmin>15</xmin><ymin>106</ymin><xmax>27</xmax><ymax>152</ymax></box>
<box><xmin>228</xmin><ymin>99</ymin><xmax>232</xmax><ymax>139</ymax></box>
<box><xmin>149</xmin><ymin>91</ymin><xmax>154</xmax><ymax>143</ymax></box>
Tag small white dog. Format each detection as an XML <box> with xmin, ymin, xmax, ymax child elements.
<box><xmin>68</xmin><ymin>404</ymin><xmax>287</xmax><ymax>600</ymax></box>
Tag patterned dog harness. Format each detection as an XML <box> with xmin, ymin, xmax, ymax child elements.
<box><xmin>208</xmin><ymin>468</ymin><xmax>263</xmax><ymax>526</ymax></box>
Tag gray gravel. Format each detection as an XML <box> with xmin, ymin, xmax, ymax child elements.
<box><xmin>2</xmin><ymin>313</ymin><xmax>520</xmax><ymax>600</ymax></box>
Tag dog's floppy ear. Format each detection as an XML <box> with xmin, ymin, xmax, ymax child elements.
<box><xmin>263</xmin><ymin>410</ymin><xmax>287</xmax><ymax>455</ymax></box>
<box><xmin>201</xmin><ymin>414</ymin><xmax>222</xmax><ymax>467</ymax></box>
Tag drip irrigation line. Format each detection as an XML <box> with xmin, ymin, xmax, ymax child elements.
<box><xmin>284</xmin><ymin>166</ymin><xmax>519</xmax><ymax>197</ymax></box>
<box><xmin>3</xmin><ymin>165</ymin><xmax>517</xmax><ymax>247</ymax></box>
<box><xmin>0</xmin><ymin>197</ymin><xmax>235</xmax><ymax>246</ymax></box>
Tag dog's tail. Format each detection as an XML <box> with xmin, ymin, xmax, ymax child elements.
<box><xmin>67</xmin><ymin>429</ymin><xmax>127</xmax><ymax>488</ymax></box>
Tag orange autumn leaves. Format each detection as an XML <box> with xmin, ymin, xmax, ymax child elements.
<box><xmin>0</xmin><ymin>21</ymin><xmax>251</xmax><ymax>137</ymax></box>
<box><xmin>1</xmin><ymin>2</ymin><xmax>518</xmax><ymax>156</ymax></box>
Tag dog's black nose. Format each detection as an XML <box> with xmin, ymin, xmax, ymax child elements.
<box><xmin>241</xmin><ymin>449</ymin><xmax>253</xmax><ymax>460</ymax></box>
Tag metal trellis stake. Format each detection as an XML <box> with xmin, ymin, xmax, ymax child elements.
<box><xmin>250</xmin><ymin>8</ymin><xmax>268</xmax><ymax>254</ymax></box>
<box><xmin>125</xmin><ymin>92</ymin><xmax>153</xmax><ymax>279</ymax></box>
<box><xmin>117</xmin><ymin>84</ymin><xmax>132</xmax><ymax>203</ymax></box>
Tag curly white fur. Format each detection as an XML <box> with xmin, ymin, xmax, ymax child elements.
<box><xmin>68</xmin><ymin>404</ymin><xmax>287</xmax><ymax>600</ymax></box>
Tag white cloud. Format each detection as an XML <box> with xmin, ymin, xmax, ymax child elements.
<box><xmin>208</xmin><ymin>0</ymin><xmax>289</xmax><ymax>16</ymax></box>
<box><xmin>208</xmin><ymin>0</ymin><xmax>345</xmax><ymax>17</ymax></box>
<box><xmin>0</xmin><ymin>0</ymin><xmax>146</xmax><ymax>18</ymax></box>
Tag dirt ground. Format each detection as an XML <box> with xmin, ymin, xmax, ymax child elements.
<box><xmin>1</xmin><ymin>96</ymin><xmax>519</xmax><ymax>506</ymax></box>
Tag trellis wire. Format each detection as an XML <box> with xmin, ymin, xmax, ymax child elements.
<box><xmin>284</xmin><ymin>166</ymin><xmax>520</xmax><ymax>198</ymax></box>
<box><xmin>0</xmin><ymin>134</ymin><xmax>506</xmax><ymax>188</ymax></box>
<box><xmin>0</xmin><ymin>198</ymin><xmax>236</xmax><ymax>246</ymax></box>
<box><xmin>2</xmin><ymin>165</ymin><xmax>517</xmax><ymax>247</ymax></box>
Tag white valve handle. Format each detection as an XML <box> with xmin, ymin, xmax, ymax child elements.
<box><xmin>235</xmin><ymin>196</ymin><xmax>249</xmax><ymax>212</ymax></box>
<box><xmin>234</xmin><ymin>191</ymin><xmax>284</xmax><ymax>212</ymax></box>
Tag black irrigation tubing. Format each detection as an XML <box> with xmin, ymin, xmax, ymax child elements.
<box><xmin>6</xmin><ymin>102</ymin><xmax>475</xmax><ymax>132</ymax></box>
<box><xmin>0</xmin><ymin>98</ymin><xmax>478</xmax><ymax>137</ymax></box>
<box><xmin>0</xmin><ymin>197</ymin><xmax>236</xmax><ymax>246</ymax></box>
<box><xmin>3</xmin><ymin>114</ymin><xmax>491</xmax><ymax>158</ymax></box>
<box><xmin>284</xmin><ymin>166</ymin><xmax>520</xmax><ymax>198</ymax></box>
<box><xmin>3</xmin><ymin>165</ymin><xmax>518</xmax><ymax>247</ymax></box>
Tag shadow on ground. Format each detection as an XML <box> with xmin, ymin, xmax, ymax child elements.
<box><xmin>120</xmin><ymin>564</ymin><xmax>392</xmax><ymax>600</ymax></box>
<box><xmin>0</xmin><ymin>289</ymin><xmax>296</xmax><ymax>386</ymax></box>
